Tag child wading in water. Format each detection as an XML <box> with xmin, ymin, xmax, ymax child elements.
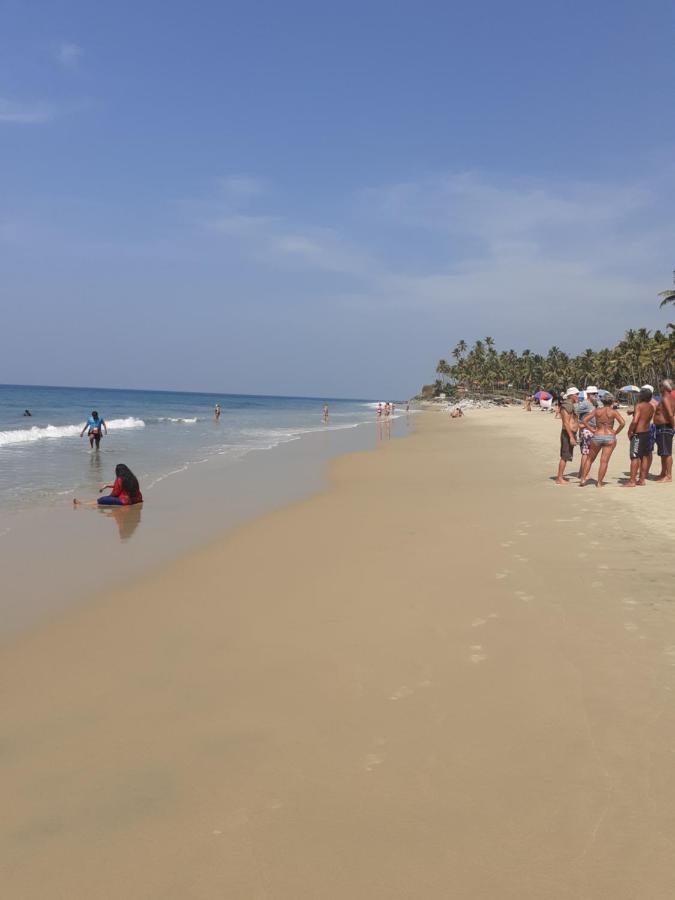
<box><xmin>73</xmin><ymin>463</ymin><xmax>143</xmax><ymax>507</ymax></box>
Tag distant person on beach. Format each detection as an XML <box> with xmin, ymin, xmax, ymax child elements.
<box><xmin>80</xmin><ymin>410</ymin><xmax>107</xmax><ymax>449</ymax></box>
<box><xmin>377</xmin><ymin>403</ymin><xmax>383</xmax><ymax>418</ymax></box>
<box><xmin>214</xmin><ymin>403</ymin><xmax>221</xmax><ymax>421</ymax></box>
<box><xmin>654</xmin><ymin>379</ymin><xmax>674</xmax><ymax>482</ymax></box>
<box><xmin>524</xmin><ymin>396</ymin><xmax>532</xmax><ymax>411</ymax></box>
<box><xmin>73</xmin><ymin>463</ymin><xmax>143</xmax><ymax>507</ymax></box>
<box><xmin>323</xmin><ymin>403</ymin><xmax>329</xmax><ymax>422</ymax></box>
<box><xmin>577</xmin><ymin>387</ymin><xmax>599</xmax><ymax>484</ymax></box>
<box><xmin>23</xmin><ymin>409</ymin><xmax>32</xmax><ymax>416</ymax></box>
<box><xmin>580</xmin><ymin>394</ymin><xmax>624</xmax><ymax>487</ymax></box>
<box><xmin>626</xmin><ymin>387</ymin><xmax>656</xmax><ymax>487</ymax></box>
<box><xmin>406</xmin><ymin>401</ymin><xmax>410</xmax><ymax>414</ymax></box>
<box><xmin>384</xmin><ymin>402</ymin><xmax>390</xmax><ymax>417</ymax></box>
<box><xmin>450</xmin><ymin>407</ymin><xmax>464</xmax><ymax>418</ymax></box>
<box><xmin>555</xmin><ymin>387</ymin><xmax>579</xmax><ymax>484</ymax></box>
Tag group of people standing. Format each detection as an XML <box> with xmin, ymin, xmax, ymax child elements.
<box><xmin>555</xmin><ymin>381</ymin><xmax>674</xmax><ymax>487</ymax></box>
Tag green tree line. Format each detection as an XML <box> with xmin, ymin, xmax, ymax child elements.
<box><xmin>434</xmin><ymin>326</ymin><xmax>675</xmax><ymax>396</ymax></box>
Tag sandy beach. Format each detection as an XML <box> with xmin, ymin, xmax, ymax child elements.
<box><xmin>3</xmin><ymin>407</ymin><xmax>675</xmax><ymax>899</ymax></box>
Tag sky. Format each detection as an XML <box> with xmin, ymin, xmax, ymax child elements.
<box><xmin>1</xmin><ymin>0</ymin><xmax>674</xmax><ymax>398</ymax></box>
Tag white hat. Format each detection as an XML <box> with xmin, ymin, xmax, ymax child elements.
<box><xmin>586</xmin><ymin>385</ymin><xmax>598</xmax><ymax>393</ymax></box>
<box><xmin>641</xmin><ymin>384</ymin><xmax>654</xmax><ymax>392</ymax></box>
<box><xmin>565</xmin><ymin>387</ymin><xmax>580</xmax><ymax>397</ymax></box>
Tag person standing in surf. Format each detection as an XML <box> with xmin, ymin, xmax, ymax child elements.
<box><xmin>80</xmin><ymin>410</ymin><xmax>107</xmax><ymax>450</ymax></box>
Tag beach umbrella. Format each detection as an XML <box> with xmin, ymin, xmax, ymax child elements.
<box><xmin>618</xmin><ymin>385</ymin><xmax>640</xmax><ymax>393</ymax></box>
<box><xmin>534</xmin><ymin>390</ymin><xmax>550</xmax><ymax>400</ymax></box>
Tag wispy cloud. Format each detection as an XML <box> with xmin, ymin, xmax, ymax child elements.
<box><xmin>55</xmin><ymin>42</ymin><xmax>83</xmax><ymax>68</ymax></box>
<box><xmin>0</xmin><ymin>98</ymin><xmax>57</xmax><ymax>124</ymax></box>
<box><xmin>217</xmin><ymin>174</ymin><xmax>265</xmax><ymax>198</ymax></box>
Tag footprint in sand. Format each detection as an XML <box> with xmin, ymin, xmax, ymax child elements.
<box><xmin>591</xmin><ymin>581</ymin><xmax>603</xmax><ymax>589</ymax></box>
<box><xmin>578</xmin><ymin>552</ymin><xmax>588</xmax><ymax>559</ymax></box>
<box><xmin>517</xmin><ymin>531</ymin><xmax>528</xmax><ymax>537</ymax></box>
<box><xmin>513</xmin><ymin>554</ymin><xmax>529</xmax><ymax>563</ymax></box>
<box><xmin>469</xmin><ymin>644</ymin><xmax>487</xmax><ymax>663</ymax></box>
<box><xmin>598</xmin><ymin>564</ymin><xmax>609</xmax><ymax>571</ymax></box>
<box><xmin>472</xmin><ymin>617</ymin><xmax>487</xmax><ymax>627</ymax></box>
<box><xmin>495</xmin><ymin>570</ymin><xmax>511</xmax><ymax>580</ymax></box>
<box><xmin>500</xmin><ymin>541</ymin><xmax>514</xmax><ymax>548</ymax></box>
<box><xmin>576</xmin><ymin>531</ymin><xmax>587</xmax><ymax>536</ymax></box>
<box><xmin>514</xmin><ymin>590</ymin><xmax>534</xmax><ymax>602</ymax></box>
<box><xmin>390</xmin><ymin>686</ymin><xmax>413</xmax><ymax>701</ymax></box>
<box><xmin>364</xmin><ymin>753</ymin><xmax>384</xmax><ymax>772</ymax></box>
<box><xmin>623</xmin><ymin>597</ymin><xmax>637</xmax><ymax>607</ymax></box>
<box><xmin>624</xmin><ymin>622</ymin><xmax>638</xmax><ymax>632</ymax></box>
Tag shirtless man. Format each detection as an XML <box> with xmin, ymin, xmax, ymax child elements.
<box><xmin>323</xmin><ymin>403</ymin><xmax>329</xmax><ymax>423</ymax></box>
<box><xmin>214</xmin><ymin>403</ymin><xmax>221</xmax><ymax>421</ymax></box>
<box><xmin>653</xmin><ymin>378</ymin><xmax>675</xmax><ymax>482</ymax></box>
<box><xmin>555</xmin><ymin>387</ymin><xmax>579</xmax><ymax>484</ymax></box>
<box><xmin>626</xmin><ymin>387</ymin><xmax>656</xmax><ymax>486</ymax></box>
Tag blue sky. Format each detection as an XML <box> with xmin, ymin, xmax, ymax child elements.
<box><xmin>1</xmin><ymin>0</ymin><xmax>674</xmax><ymax>397</ymax></box>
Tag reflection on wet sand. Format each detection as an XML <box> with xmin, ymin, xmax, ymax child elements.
<box><xmin>97</xmin><ymin>503</ymin><xmax>143</xmax><ymax>542</ymax></box>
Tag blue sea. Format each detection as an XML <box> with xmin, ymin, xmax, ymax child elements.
<box><xmin>0</xmin><ymin>384</ymin><xmax>401</xmax><ymax>512</ymax></box>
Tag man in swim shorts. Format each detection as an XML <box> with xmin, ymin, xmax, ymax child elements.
<box><xmin>626</xmin><ymin>388</ymin><xmax>655</xmax><ymax>486</ymax></box>
<box><xmin>654</xmin><ymin>378</ymin><xmax>675</xmax><ymax>482</ymax></box>
<box><xmin>80</xmin><ymin>410</ymin><xmax>107</xmax><ymax>449</ymax></box>
<box><xmin>577</xmin><ymin>387</ymin><xmax>599</xmax><ymax>483</ymax></box>
<box><xmin>555</xmin><ymin>387</ymin><xmax>579</xmax><ymax>484</ymax></box>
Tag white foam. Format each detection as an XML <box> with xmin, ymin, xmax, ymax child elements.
<box><xmin>157</xmin><ymin>417</ymin><xmax>198</xmax><ymax>424</ymax></box>
<box><xmin>0</xmin><ymin>417</ymin><xmax>145</xmax><ymax>447</ymax></box>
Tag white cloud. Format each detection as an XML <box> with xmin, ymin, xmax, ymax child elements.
<box><xmin>0</xmin><ymin>98</ymin><xmax>56</xmax><ymax>124</ymax></box>
<box><xmin>56</xmin><ymin>42</ymin><xmax>83</xmax><ymax>68</ymax></box>
<box><xmin>217</xmin><ymin>174</ymin><xmax>265</xmax><ymax>198</ymax></box>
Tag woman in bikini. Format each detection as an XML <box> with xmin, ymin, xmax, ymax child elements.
<box><xmin>580</xmin><ymin>394</ymin><xmax>625</xmax><ymax>487</ymax></box>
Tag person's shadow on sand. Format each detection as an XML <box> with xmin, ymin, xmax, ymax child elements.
<box><xmin>97</xmin><ymin>504</ymin><xmax>143</xmax><ymax>542</ymax></box>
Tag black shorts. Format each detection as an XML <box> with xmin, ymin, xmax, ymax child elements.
<box><xmin>655</xmin><ymin>425</ymin><xmax>674</xmax><ymax>457</ymax></box>
<box><xmin>560</xmin><ymin>430</ymin><xmax>574</xmax><ymax>462</ymax></box>
<box><xmin>630</xmin><ymin>431</ymin><xmax>652</xmax><ymax>460</ymax></box>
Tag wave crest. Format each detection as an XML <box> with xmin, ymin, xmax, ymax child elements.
<box><xmin>0</xmin><ymin>416</ymin><xmax>145</xmax><ymax>447</ymax></box>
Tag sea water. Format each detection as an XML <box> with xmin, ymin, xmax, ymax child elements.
<box><xmin>0</xmin><ymin>384</ymin><xmax>400</xmax><ymax>512</ymax></box>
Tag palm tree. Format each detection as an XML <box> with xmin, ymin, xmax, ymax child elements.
<box><xmin>659</xmin><ymin>290</ymin><xmax>675</xmax><ymax>308</ymax></box>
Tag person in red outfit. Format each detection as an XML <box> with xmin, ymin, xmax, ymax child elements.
<box><xmin>73</xmin><ymin>464</ymin><xmax>143</xmax><ymax>507</ymax></box>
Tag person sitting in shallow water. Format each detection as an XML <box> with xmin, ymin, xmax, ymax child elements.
<box><xmin>23</xmin><ymin>409</ymin><xmax>32</xmax><ymax>417</ymax></box>
<box><xmin>73</xmin><ymin>464</ymin><xmax>143</xmax><ymax>507</ymax></box>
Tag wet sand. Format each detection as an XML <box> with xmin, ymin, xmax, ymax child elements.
<box><xmin>3</xmin><ymin>408</ymin><xmax>675</xmax><ymax>899</ymax></box>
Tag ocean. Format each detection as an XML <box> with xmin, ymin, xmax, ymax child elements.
<box><xmin>0</xmin><ymin>384</ymin><xmax>403</xmax><ymax>512</ymax></box>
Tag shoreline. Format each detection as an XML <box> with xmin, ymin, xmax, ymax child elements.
<box><xmin>0</xmin><ymin>413</ymin><xmax>412</xmax><ymax>639</ymax></box>
<box><xmin>3</xmin><ymin>407</ymin><xmax>675</xmax><ymax>898</ymax></box>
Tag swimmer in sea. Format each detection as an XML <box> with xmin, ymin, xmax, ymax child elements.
<box><xmin>214</xmin><ymin>403</ymin><xmax>221</xmax><ymax>421</ymax></box>
<box><xmin>23</xmin><ymin>409</ymin><xmax>32</xmax><ymax>417</ymax></box>
<box><xmin>323</xmin><ymin>403</ymin><xmax>329</xmax><ymax>422</ymax></box>
<box><xmin>73</xmin><ymin>463</ymin><xmax>143</xmax><ymax>507</ymax></box>
<box><xmin>80</xmin><ymin>410</ymin><xmax>107</xmax><ymax>449</ymax></box>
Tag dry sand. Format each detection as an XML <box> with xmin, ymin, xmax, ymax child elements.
<box><xmin>2</xmin><ymin>407</ymin><xmax>675</xmax><ymax>899</ymax></box>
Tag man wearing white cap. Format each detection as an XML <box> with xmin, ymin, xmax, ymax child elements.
<box><xmin>577</xmin><ymin>387</ymin><xmax>599</xmax><ymax>484</ymax></box>
<box><xmin>555</xmin><ymin>387</ymin><xmax>580</xmax><ymax>484</ymax></box>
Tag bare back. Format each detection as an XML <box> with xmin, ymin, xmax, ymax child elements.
<box><xmin>632</xmin><ymin>401</ymin><xmax>655</xmax><ymax>433</ymax></box>
<box><xmin>591</xmin><ymin>406</ymin><xmax>624</xmax><ymax>434</ymax></box>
